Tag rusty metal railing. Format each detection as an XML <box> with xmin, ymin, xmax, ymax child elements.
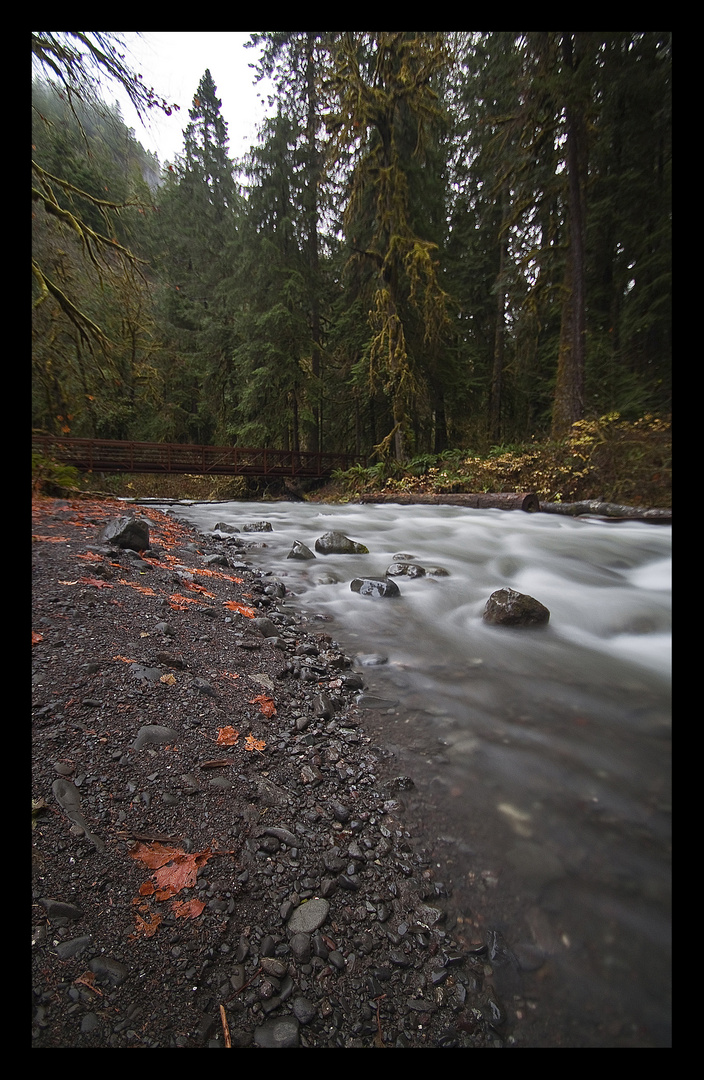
<box><xmin>32</xmin><ymin>436</ymin><xmax>364</xmax><ymax>478</ymax></box>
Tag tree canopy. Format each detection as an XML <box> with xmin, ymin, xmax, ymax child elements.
<box><xmin>32</xmin><ymin>31</ymin><xmax>671</xmax><ymax>459</ymax></box>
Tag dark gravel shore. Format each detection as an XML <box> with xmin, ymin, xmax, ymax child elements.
<box><xmin>31</xmin><ymin>496</ymin><xmax>506</xmax><ymax>1049</ymax></box>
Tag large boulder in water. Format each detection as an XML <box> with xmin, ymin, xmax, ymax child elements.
<box><xmin>315</xmin><ymin>531</ymin><xmax>369</xmax><ymax>555</ymax></box>
<box><xmin>100</xmin><ymin>515</ymin><xmax>149</xmax><ymax>551</ymax></box>
<box><xmin>482</xmin><ymin>587</ymin><xmax>550</xmax><ymax>627</ymax></box>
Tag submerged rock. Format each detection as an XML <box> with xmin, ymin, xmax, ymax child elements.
<box><xmin>482</xmin><ymin>587</ymin><xmax>550</xmax><ymax>627</ymax></box>
<box><xmin>315</xmin><ymin>530</ymin><xmax>369</xmax><ymax>555</ymax></box>
<box><xmin>242</xmin><ymin>521</ymin><xmax>273</xmax><ymax>532</ymax></box>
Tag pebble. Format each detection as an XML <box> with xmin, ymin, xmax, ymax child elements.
<box><xmin>287</xmin><ymin>898</ymin><xmax>329</xmax><ymax>935</ymax></box>
<box><xmin>132</xmin><ymin>725</ymin><xmax>178</xmax><ymax>750</ymax></box>
<box><xmin>292</xmin><ymin>997</ymin><xmax>317</xmax><ymax>1025</ymax></box>
<box><xmin>253</xmin><ymin>1016</ymin><xmax>300</xmax><ymax>1048</ymax></box>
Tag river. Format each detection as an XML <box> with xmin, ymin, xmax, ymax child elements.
<box><xmin>158</xmin><ymin>498</ymin><xmax>672</xmax><ymax>1047</ymax></box>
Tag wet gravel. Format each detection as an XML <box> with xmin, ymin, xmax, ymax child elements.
<box><xmin>31</xmin><ymin>497</ymin><xmax>506</xmax><ymax>1049</ymax></box>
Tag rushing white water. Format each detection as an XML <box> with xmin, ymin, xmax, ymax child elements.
<box><xmin>162</xmin><ymin>499</ymin><xmax>672</xmax><ymax>1046</ymax></box>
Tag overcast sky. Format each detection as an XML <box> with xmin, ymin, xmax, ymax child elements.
<box><xmin>112</xmin><ymin>32</ymin><xmax>273</xmax><ymax>165</ymax></box>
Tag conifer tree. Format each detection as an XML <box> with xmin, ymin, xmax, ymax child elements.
<box><xmin>328</xmin><ymin>32</ymin><xmax>452</xmax><ymax>462</ymax></box>
<box><xmin>150</xmin><ymin>70</ymin><xmax>241</xmax><ymax>443</ymax></box>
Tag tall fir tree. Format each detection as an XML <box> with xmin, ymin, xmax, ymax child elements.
<box><xmin>150</xmin><ymin>70</ymin><xmax>241</xmax><ymax>443</ymax></box>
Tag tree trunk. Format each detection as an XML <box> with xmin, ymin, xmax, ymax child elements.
<box><xmin>489</xmin><ymin>189</ymin><xmax>508</xmax><ymax>444</ymax></box>
<box><xmin>360</xmin><ymin>492</ymin><xmax>540</xmax><ymax>511</ymax></box>
<box><xmin>305</xmin><ymin>35</ymin><xmax>322</xmax><ymax>453</ymax></box>
<box><xmin>539</xmin><ymin>500</ymin><xmax>671</xmax><ymax>523</ymax></box>
<box><xmin>552</xmin><ymin>33</ymin><xmax>588</xmax><ymax>438</ymax></box>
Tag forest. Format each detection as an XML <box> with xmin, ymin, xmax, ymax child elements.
<box><xmin>32</xmin><ymin>32</ymin><xmax>671</xmax><ymax>470</ymax></box>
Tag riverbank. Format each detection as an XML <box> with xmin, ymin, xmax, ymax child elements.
<box><xmin>32</xmin><ymin>495</ymin><xmax>508</xmax><ymax>1048</ymax></box>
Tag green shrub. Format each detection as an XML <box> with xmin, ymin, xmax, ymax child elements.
<box><xmin>32</xmin><ymin>453</ymin><xmax>81</xmax><ymax>494</ymax></box>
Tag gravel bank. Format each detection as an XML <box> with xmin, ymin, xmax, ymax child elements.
<box><xmin>32</xmin><ymin>496</ymin><xmax>506</xmax><ymax>1048</ymax></box>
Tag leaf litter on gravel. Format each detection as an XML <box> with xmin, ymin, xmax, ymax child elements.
<box><xmin>128</xmin><ymin>842</ymin><xmax>224</xmax><ymax>932</ymax></box>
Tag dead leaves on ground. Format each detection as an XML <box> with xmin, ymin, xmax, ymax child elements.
<box><xmin>128</xmin><ymin>842</ymin><xmax>222</xmax><ymax>938</ymax></box>
<box><xmin>223</xmin><ymin>599</ymin><xmax>257</xmax><ymax>618</ymax></box>
<box><xmin>216</xmin><ymin>726</ymin><xmax>240</xmax><ymax>746</ymax></box>
<box><xmin>168</xmin><ymin>593</ymin><xmax>199</xmax><ymax>611</ymax></box>
<box><xmin>213</xmin><ymin>727</ymin><xmax>267</xmax><ymax>753</ymax></box>
<box><xmin>244</xmin><ymin>735</ymin><xmax>266</xmax><ymax>753</ymax></box>
<box><xmin>250</xmin><ymin>694</ymin><xmax>276</xmax><ymax>717</ymax></box>
<box><xmin>118</xmin><ymin>579</ymin><xmax>158</xmax><ymax>597</ymax></box>
<box><xmin>130</xmin><ymin>841</ymin><xmax>214</xmax><ymax>897</ymax></box>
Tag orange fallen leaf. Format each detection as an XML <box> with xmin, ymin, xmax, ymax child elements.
<box><xmin>78</xmin><ymin>577</ymin><xmax>114</xmax><ymax>589</ymax></box>
<box><xmin>118</xmin><ymin>579</ymin><xmax>157</xmax><ymax>596</ymax></box>
<box><xmin>112</xmin><ymin>655</ymin><xmax>137</xmax><ymax>663</ymax></box>
<box><xmin>130</xmin><ymin>842</ymin><xmax>215</xmax><ymax>899</ymax></box>
<box><xmin>153</xmin><ymin>848</ymin><xmax>214</xmax><ymax>895</ymax></box>
<box><xmin>131</xmin><ymin>910</ymin><xmax>163</xmax><ymax>939</ymax></box>
<box><xmin>74</xmin><ymin>551</ymin><xmax>103</xmax><ymax>562</ymax></box>
<box><xmin>250</xmin><ymin>695</ymin><xmax>276</xmax><ymax>717</ymax></box>
<box><xmin>169</xmin><ymin>593</ymin><xmax>199</xmax><ymax>610</ymax></box>
<box><xmin>223</xmin><ymin>600</ymin><xmax>257</xmax><ymax>618</ymax></box>
<box><xmin>129</xmin><ymin>841</ymin><xmax>185</xmax><ymax>870</ymax></box>
<box><xmin>181</xmin><ymin>580</ymin><xmax>217</xmax><ymax>598</ymax></box>
<box><xmin>160</xmin><ymin>673</ymin><xmax>177</xmax><ymax>685</ymax></box>
<box><xmin>171</xmin><ymin>897</ymin><xmax>206</xmax><ymax>919</ymax></box>
<box><xmin>216</xmin><ymin>726</ymin><xmax>240</xmax><ymax>746</ymax></box>
<box><xmin>32</xmin><ymin>631</ymin><xmax>43</xmax><ymax>645</ymax></box>
<box><xmin>244</xmin><ymin>735</ymin><xmax>266</xmax><ymax>753</ymax></box>
<box><xmin>220</xmin><ymin>671</ymin><xmax>240</xmax><ymax>681</ymax></box>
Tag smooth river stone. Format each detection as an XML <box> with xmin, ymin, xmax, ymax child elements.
<box><xmin>287</xmin><ymin>897</ymin><xmax>329</xmax><ymax>934</ymax></box>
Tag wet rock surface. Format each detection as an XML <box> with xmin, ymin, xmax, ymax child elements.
<box><xmin>32</xmin><ymin>497</ymin><xmax>503</xmax><ymax>1049</ymax></box>
<box><xmin>482</xmin><ymin>588</ymin><xmax>550</xmax><ymax>627</ymax></box>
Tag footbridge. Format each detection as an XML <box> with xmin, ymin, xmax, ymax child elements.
<box><xmin>32</xmin><ymin>436</ymin><xmax>363</xmax><ymax>479</ymax></box>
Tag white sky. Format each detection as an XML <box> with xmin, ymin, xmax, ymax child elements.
<box><xmin>110</xmin><ymin>32</ymin><xmax>273</xmax><ymax>165</ymax></box>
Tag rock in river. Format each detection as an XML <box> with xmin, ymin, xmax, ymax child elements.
<box><xmin>483</xmin><ymin>587</ymin><xmax>550</xmax><ymax>627</ymax></box>
<box><xmin>351</xmin><ymin>577</ymin><xmax>400</xmax><ymax>598</ymax></box>
<box><xmin>287</xmin><ymin>539</ymin><xmax>316</xmax><ymax>560</ymax></box>
<box><xmin>315</xmin><ymin>531</ymin><xmax>369</xmax><ymax>555</ymax></box>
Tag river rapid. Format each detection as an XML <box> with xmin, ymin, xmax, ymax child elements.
<box><xmin>161</xmin><ymin>498</ymin><xmax>671</xmax><ymax>1048</ymax></box>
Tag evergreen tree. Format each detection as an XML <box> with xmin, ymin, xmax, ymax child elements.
<box><xmin>225</xmin><ymin>109</ymin><xmax>314</xmax><ymax>450</ymax></box>
<box><xmin>150</xmin><ymin>71</ymin><xmax>241</xmax><ymax>443</ymax></box>
<box><xmin>329</xmin><ymin>32</ymin><xmax>452</xmax><ymax>462</ymax></box>
<box><xmin>247</xmin><ymin>33</ymin><xmax>340</xmax><ymax>451</ymax></box>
